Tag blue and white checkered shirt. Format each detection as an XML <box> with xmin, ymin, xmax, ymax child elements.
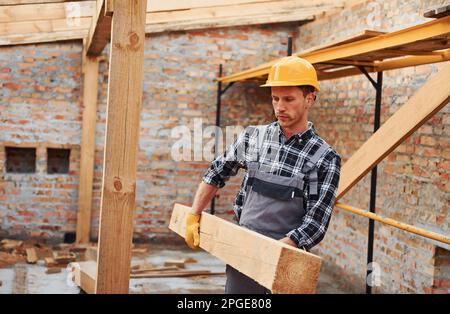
<box><xmin>203</xmin><ymin>121</ymin><xmax>341</xmax><ymax>250</ymax></box>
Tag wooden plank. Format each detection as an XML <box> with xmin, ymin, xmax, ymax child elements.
<box><xmin>164</xmin><ymin>259</ymin><xmax>185</xmax><ymax>268</ymax></box>
<box><xmin>76</xmin><ymin>56</ymin><xmax>99</xmax><ymax>244</ymax></box>
<box><xmin>95</xmin><ymin>0</ymin><xmax>146</xmax><ymax>294</ymax></box>
<box><xmin>25</xmin><ymin>248</ymin><xmax>38</xmax><ymax>264</ymax></box>
<box><xmin>0</xmin><ymin>17</ymin><xmax>91</xmax><ymax>36</ymax></box>
<box><xmin>169</xmin><ymin>204</ymin><xmax>322</xmax><ymax>294</ymax></box>
<box><xmin>0</xmin><ymin>252</ymin><xmax>24</xmax><ymax>268</ymax></box>
<box><xmin>0</xmin><ymin>239</ymin><xmax>23</xmax><ymax>250</ymax></box>
<box><xmin>145</xmin><ymin>2</ymin><xmax>337</xmax><ymax>25</ymax></box>
<box><xmin>46</xmin><ymin>267</ymin><xmax>62</xmax><ymax>274</ymax></box>
<box><xmin>131</xmin><ymin>266</ymin><xmax>179</xmax><ymax>274</ymax></box>
<box><xmin>0</xmin><ymin>29</ymin><xmax>88</xmax><ymax>45</ymax></box>
<box><xmin>85</xmin><ymin>0</ymin><xmax>111</xmax><ymax>56</ymax></box>
<box><xmin>336</xmin><ymin>62</ymin><xmax>450</xmax><ymax>199</ymax></box>
<box><xmin>0</xmin><ymin>1</ymin><xmax>94</xmax><ymax>23</ymax></box>
<box><xmin>146</xmin><ymin>11</ymin><xmax>317</xmax><ymax>34</ymax></box>
<box><xmin>0</xmin><ymin>0</ymin><xmax>91</xmax><ymax>5</ymax></box>
<box><xmin>147</xmin><ymin>0</ymin><xmax>342</xmax><ymax>12</ymax></box>
<box><xmin>130</xmin><ymin>270</ymin><xmax>225</xmax><ymax>278</ymax></box>
<box><xmin>73</xmin><ymin>261</ymin><xmax>96</xmax><ymax>294</ymax></box>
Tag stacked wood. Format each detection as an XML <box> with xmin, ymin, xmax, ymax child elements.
<box><xmin>0</xmin><ymin>251</ymin><xmax>25</xmax><ymax>268</ymax></box>
<box><xmin>0</xmin><ymin>239</ymin><xmax>23</xmax><ymax>251</ymax></box>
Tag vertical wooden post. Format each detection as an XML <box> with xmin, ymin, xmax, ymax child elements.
<box><xmin>95</xmin><ymin>1</ymin><xmax>146</xmax><ymax>294</ymax></box>
<box><xmin>76</xmin><ymin>56</ymin><xmax>99</xmax><ymax>244</ymax></box>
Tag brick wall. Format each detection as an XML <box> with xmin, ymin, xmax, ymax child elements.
<box><xmin>0</xmin><ymin>42</ymin><xmax>82</xmax><ymax>242</ymax></box>
<box><xmin>297</xmin><ymin>0</ymin><xmax>450</xmax><ymax>293</ymax></box>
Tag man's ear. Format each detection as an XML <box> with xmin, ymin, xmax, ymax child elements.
<box><xmin>306</xmin><ymin>93</ymin><xmax>315</xmax><ymax>108</ymax></box>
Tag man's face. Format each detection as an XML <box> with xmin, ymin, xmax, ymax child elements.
<box><xmin>271</xmin><ymin>86</ymin><xmax>313</xmax><ymax>129</ymax></box>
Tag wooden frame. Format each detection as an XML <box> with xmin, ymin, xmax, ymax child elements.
<box><xmin>76</xmin><ymin>55</ymin><xmax>99</xmax><ymax>244</ymax></box>
<box><xmin>73</xmin><ymin>0</ymin><xmax>147</xmax><ymax>294</ymax></box>
<box><xmin>0</xmin><ymin>0</ymin><xmax>341</xmax><ymax>47</ymax></box>
<box><xmin>94</xmin><ymin>0</ymin><xmax>146</xmax><ymax>293</ymax></box>
<box><xmin>219</xmin><ymin>15</ymin><xmax>450</xmax><ymax>83</ymax></box>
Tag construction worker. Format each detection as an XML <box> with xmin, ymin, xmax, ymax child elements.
<box><xmin>185</xmin><ymin>56</ymin><xmax>341</xmax><ymax>294</ymax></box>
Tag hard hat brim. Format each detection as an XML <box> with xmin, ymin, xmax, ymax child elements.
<box><xmin>260</xmin><ymin>80</ymin><xmax>320</xmax><ymax>92</ymax></box>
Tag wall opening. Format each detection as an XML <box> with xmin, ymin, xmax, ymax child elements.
<box><xmin>63</xmin><ymin>232</ymin><xmax>76</xmax><ymax>244</ymax></box>
<box><xmin>47</xmin><ymin>148</ymin><xmax>70</xmax><ymax>174</ymax></box>
<box><xmin>431</xmin><ymin>247</ymin><xmax>450</xmax><ymax>293</ymax></box>
<box><xmin>5</xmin><ymin>147</ymin><xmax>36</xmax><ymax>173</ymax></box>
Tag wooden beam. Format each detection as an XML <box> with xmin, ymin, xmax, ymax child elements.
<box><xmin>0</xmin><ymin>0</ymin><xmax>91</xmax><ymax>5</ymax></box>
<box><xmin>85</xmin><ymin>0</ymin><xmax>111</xmax><ymax>56</ymax></box>
<box><xmin>0</xmin><ymin>1</ymin><xmax>94</xmax><ymax>23</ymax></box>
<box><xmin>73</xmin><ymin>261</ymin><xmax>96</xmax><ymax>294</ymax></box>
<box><xmin>0</xmin><ymin>29</ymin><xmax>88</xmax><ymax>46</ymax></box>
<box><xmin>169</xmin><ymin>204</ymin><xmax>322</xmax><ymax>294</ymax></box>
<box><xmin>0</xmin><ymin>17</ymin><xmax>91</xmax><ymax>37</ymax></box>
<box><xmin>336</xmin><ymin>62</ymin><xmax>450</xmax><ymax>199</ymax></box>
<box><xmin>316</xmin><ymin>51</ymin><xmax>450</xmax><ymax>81</ymax></box>
<box><xmin>145</xmin><ymin>11</ymin><xmax>316</xmax><ymax>34</ymax></box>
<box><xmin>145</xmin><ymin>2</ymin><xmax>338</xmax><ymax>33</ymax></box>
<box><xmin>76</xmin><ymin>55</ymin><xmax>99</xmax><ymax>244</ymax></box>
<box><xmin>95</xmin><ymin>0</ymin><xmax>146</xmax><ymax>294</ymax></box>
<box><xmin>146</xmin><ymin>0</ymin><xmax>342</xmax><ymax>12</ymax></box>
<box><xmin>0</xmin><ymin>0</ymin><xmax>340</xmax><ymax>46</ymax></box>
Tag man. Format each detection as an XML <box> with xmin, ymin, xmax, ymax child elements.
<box><xmin>185</xmin><ymin>56</ymin><xmax>341</xmax><ymax>294</ymax></box>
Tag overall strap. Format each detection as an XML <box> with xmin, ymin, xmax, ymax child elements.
<box><xmin>255</xmin><ymin>125</ymin><xmax>268</xmax><ymax>162</ymax></box>
<box><xmin>302</xmin><ymin>141</ymin><xmax>330</xmax><ymax>195</ymax></box>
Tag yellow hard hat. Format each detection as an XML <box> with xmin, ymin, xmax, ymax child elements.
<box><xmin>261</xmin><ymin>56</ymin><xmax>320</xmax><ymax>92</ymax></box>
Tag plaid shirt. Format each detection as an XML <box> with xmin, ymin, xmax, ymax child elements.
<box><xmin>203</xmin><ymin>121</ymin><xmax>341</xmax><ymax>250</ymax></box>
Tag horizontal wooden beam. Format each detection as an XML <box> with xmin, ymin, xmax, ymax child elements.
<box><xmin>0</xmin><ymin>1</ymin><xmax>94</xmax><ymax>23</ymax></box>
<box><xmin>0</xmin><ymin>0</ymin><xmax>340</xmax><ymax>47</ymax></box>
<box><xmin>146</xmin><ymin>0</ymin><xmax>342</xmax><ymax>12</ymax></box>
<box><xmin>0</xmin><ymin>0</ymin><xmax>91</xmax><ymax>5</ymax></box>
<box><xmin>0</xmin><ymin>17</ymin><xmax>91</xmax><ymax>36</ymax></box>
<box><xmin>336</xmin><ymin>62</ymin><xmax>450</xmax><ymax>199</ymax></box>
<box><xmin>146</xmin><ymin>11</ymin><xmax>316</xmax><ymax>34</ymax></box>
<box><xmin>0</xmin><ymin>29</ymin><xmax>87</xmax><ymax>45</ymax></box>
<box><xmin>169</xmin><ymin>204</ymin><xmax>322</xmax><ymax>294</ymax></box>
<box><xmin>147</xmin><ymin>0</ymin><xmax>340</xmax><ymax>22</ymax></box>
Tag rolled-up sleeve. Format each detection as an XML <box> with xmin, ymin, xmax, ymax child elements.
<box><xmin>286</xmin><ymin>153</ymin><xmax>341</xmax><ymax>250</ymax></box>
<box><xmin>202</xmin><ymin>128</ymin><xmax>249</xmax><ymax>188</ymax></box>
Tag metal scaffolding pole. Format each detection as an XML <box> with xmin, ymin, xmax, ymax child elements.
<box><xmin>358</xmin><ymin>66</ymin><xmax>383</xmax><ymax>294</ymax></box>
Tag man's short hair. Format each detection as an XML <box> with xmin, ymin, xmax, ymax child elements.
<box><xmin>297</xmin><ymin>85</ymin><xmax>316</xmax><ymax>97</ymax></box>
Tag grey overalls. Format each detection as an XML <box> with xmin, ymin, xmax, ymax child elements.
<box><xmin>225</xmin><ymin>125</ymin><xmax>330</xmax><ymax>294</ymax></box>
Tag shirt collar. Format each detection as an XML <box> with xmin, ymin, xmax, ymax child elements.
<box><xmin>275</xmin><ymin>121</ymin><xmax>316</xmax><ymax>143</ymax></box>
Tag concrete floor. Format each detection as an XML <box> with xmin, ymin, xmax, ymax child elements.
<box><xmin>0</xmin><ymin>246</ymin><xmax>345</xmax><ymax>294</ymax></box>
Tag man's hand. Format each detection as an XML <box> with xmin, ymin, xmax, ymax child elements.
<box><xmin>185</xmin><ymin>212</ymin><xmax>201</xmax><ymax>249</ymax></box>
<box><xmin>279</xmin><ymin>237</ymin><xmax>297</xmax><ymax>248</ymax></box>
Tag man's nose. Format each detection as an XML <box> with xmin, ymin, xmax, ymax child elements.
<box><xmin>276</xmin><ymin>103</ymin><xmax>286</xmax><ymax>112</ymax></box>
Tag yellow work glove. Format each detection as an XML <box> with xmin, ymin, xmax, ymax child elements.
<box><xmin>185</xmin><ymin>213</ymin><xmax>201</xmax><ymax>250</ymax></box>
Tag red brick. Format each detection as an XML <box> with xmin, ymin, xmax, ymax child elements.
<box><xmin>3</xmin><ymin>82</ymin><xmax>22</xmax><ymax>90</ymax></box>
<box><xmin>434</xmin><ymin>279</ymin><xmax>450</xmax><ymax>288</ymax></box>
